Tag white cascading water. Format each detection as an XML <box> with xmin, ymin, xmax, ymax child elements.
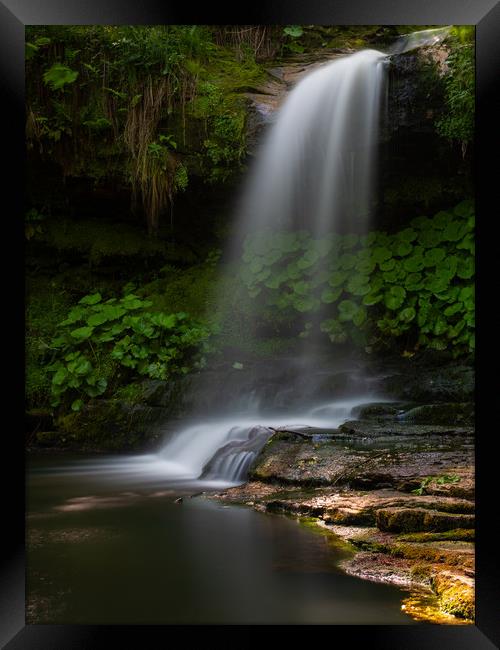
<box><xmin>155</xmin><ymin>49</ymin><xmax>391</xmax><ymax>484</ymax></box>
<box><xmin>235</xmin><ymin>49</ymin><xmax>387</xmax><ymax>238</ymax></box>
<box><xmin>388</xmin><ymin>26</ymin><xmax>451</xmax><ymax>56</ymax></box>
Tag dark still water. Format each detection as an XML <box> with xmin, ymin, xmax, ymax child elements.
<box><xmin>27</xmin><ymin>454</ymin><xmax>415</xmax><ymax>625</ymax></box>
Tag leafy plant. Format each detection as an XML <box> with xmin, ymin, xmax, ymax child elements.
<box><xmin>282</xmin><ymin>25</ymin><xmax>305</xmax><ymax>53</ymax></box>
<box><xmin>283</xmin><ymin>26</ymin><xmax>303</xmax><ymax>38</ymax></box>
<box><xmin>195</xmin><ymin>82</ymin><xmax>247</xmax><ymax>183</ymax></box>
<box><xmin>46</xmin><ymin>292</ymin><xmax>212</xmax><ymax>409</ymax></box>
<box><xmin>174</xmin><ymin>163</ymin><xmax>189</xmax><ymax>192</ymax></box>
<box><xmin>240</xmin><ymin>201</ymin><xmax>475</xmax><ymax>356</ymax></box>
<box><xmin>43</xmin><ymin>64</ymin><xmax>79</xmax><ymax>90</ymax></box>
<box><xmin>412</xmin><ymin>474</ymin><xmax>460</xmax><ymax>495</ymax></box>
<box><xmin>436</xmin><ymin>36</ymin><xmax>474</xmax><ymax>154</ymax></box>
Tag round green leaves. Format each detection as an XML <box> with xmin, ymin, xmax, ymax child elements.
<box><xmin>240</xmin><ymin>200</ymin><xmax>474</xmax><ymax>356</ymax></box>
<box><xmin>384</xmin><ymin>286</ymin><xmax>406</xmax><ymax>310</ymax></box>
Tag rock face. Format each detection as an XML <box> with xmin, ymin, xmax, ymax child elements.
<box><xmin>387</xmin><ymin>44</ymin><xmax>449</xmax><ymax>134</ymax></box>
<box><xmin>249</xmin><ymin>429</ymin><xmax>474</xmax><ymax>497</ymax></box>
<box><xmin>52</xmin><ymin>399</ymin><xmax>170</xmax><ymax>451</ymax></box>
<box><xmin>244</xmin><ymin>52</ymin><xmax>347</xmax><ymax>154</ymax></box>
<box><xmin>375</xmin><ymin>507</ymin><xmax>474</xmax><ymax>533</ymax></box>
<box><xmin>398</xmin><ymin>403</ymin><xmax>474</xmax><ymax>426</ymax></box>
<box><xmin>381</xmin><ymin>365</ymin><xmax>475</xmax><ymax>403</ymax></box>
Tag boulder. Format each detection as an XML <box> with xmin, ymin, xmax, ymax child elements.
<box><xmin>55</xmin><ymin>399</ymin><xmax>170</xmax><ymax>451</ymax></box>
<box><xmin>376</xmin><ymin>507</ymin><xmax>474</xmax><ymax>533</ymax></box>
<box><xmin>381</xmin><ymin>365</ymin><xmax>474</xmax><ymax>403</ymax></box>
<box><xmin>398</xmin><ymin>403</ymin><xmax>474</xmax><ymax>426</ymax></box>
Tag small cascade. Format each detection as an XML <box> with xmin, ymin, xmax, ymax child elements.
<box><xmin>200</xmin><ymin>425</ymin><xmax>271</xmax><ymax>482</ymax></box>
<box><xmin>156</xmin><ymin>393</ymin><xmax>393</xmax><ymax>484</ymax></box>
<box><xmin>388</xmin><ymin>26</ymin><xmax>451</xmax><ymax>56</ymax></box>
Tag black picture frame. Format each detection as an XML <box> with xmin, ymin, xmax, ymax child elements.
<box><xmin>3</xmin><ymin>0</ymin><xmax>498</xmax><ymax>647</ymax></box>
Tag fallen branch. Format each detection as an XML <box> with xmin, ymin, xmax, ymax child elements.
<box><xmin>268</xmin><ymin>426</ymin><xmax>313</xmax><ymax>440</ymax></box>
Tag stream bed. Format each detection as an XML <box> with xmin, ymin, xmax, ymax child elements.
<box><xmin>27</xmin><ymin>453</ymin><xmax>417</xmax><ymax>625</ymax></box>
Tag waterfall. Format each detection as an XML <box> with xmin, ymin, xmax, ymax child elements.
<box><xmin>388</xmin><ymin>26</ymin><xmax>451</xmax><ymax>56</ymax></box>
<box><xmin>235</xmin><ymin>49</ymin><xmax>387</xmax><ymax>238</ymax></box>
<box><xmin>156</xmin><ymin>48</ymin><xmax>391</xmax><ymax>484</ymax></box>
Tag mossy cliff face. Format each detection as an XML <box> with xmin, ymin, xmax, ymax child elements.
<box><xmin>381</xmin><ymin>41</ymin><xmax>473</xmax><ymax>228</ymax></box>
<box><xmin>50</xmin><ymin>400</ymin><xmax>168</xmax><ymax>451</ymax></box>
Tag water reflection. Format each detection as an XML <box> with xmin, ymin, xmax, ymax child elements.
<box><xmin>27</xmin><ymin>455</ymin><xmax>416</xmax><ymax>624</ymax></box>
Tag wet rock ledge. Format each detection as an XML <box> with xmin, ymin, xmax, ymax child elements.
<box><xmin>209</xmin><ymin>400</ymin><xmax>475</xmax><ymax>624</ymax></box>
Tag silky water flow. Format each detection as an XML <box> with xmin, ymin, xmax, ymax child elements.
<box><xmin>153</xmin><ymin>48</ymin><xmax>390</xmax><ymax>485</ymax></box>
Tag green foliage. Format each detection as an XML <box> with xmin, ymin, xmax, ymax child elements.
<box><xmin>241</xmin><ymin>201</ymin><xmax>475</xmax><ymax>356</ymax></box>
<box><xmin>26</xmin><ymin>276</ymin><xmax>75</xmax><ymax>409</ymax></box>
<box><xmin>43</xmin><ymin>64</ymin><xmax>79</xmax><ymax>90</ymax></box>
<box><xmin>26</xmin><ymin>25</ymin><xmax>260</xmax><ymax>230</ymax></box>
<box><xmin>194</xmin><ymin>81</ymin><xmax>247</xmax><ymax>183</ymax></box>
<box><xmin>174</xmin><ymin>162</ymin><xmax>189</xmax><ymax>192</ymax></box>
<box><xmin>436</xmin><ymin>36</ymin><xmax>474</xmax><ymax>149</ymax></box>
<box><xmin>282</xmin><ymin>26</ymin><xmax>305</xmax><ymax>53</ymax></box>
<box><xmin>412</xmin><ymin>474</ymin><xmax>460</xmax><ymax>495</ymax></box>
<box><xmin>283</xmin><ymin>26</ymin><xmax>304</xmax><ymax>38</ymax></box>
<box><xmin>46</xmin><ymin>292</ymin><xmax>212</xmax><ymax>409</ymax></box>
<box><xmin>140</xmin><ymin>261</ymin><xmax>218</xmax><ymax>319</ymax></box>
<box><xmin>37</xmin><ymin>218</ymin><xmax>189</xmax><ymax>267</ymax></box>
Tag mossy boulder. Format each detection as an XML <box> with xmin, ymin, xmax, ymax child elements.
<box><xmin>382</xmin><ymin>365</ymin><xmax>474</xmax><ymax>402</ymax></box>
<box><xmin>399</xmin><ymin>402</ymin><xmax>474</xmax><ymax>425</ymax></box>
<box><xmin>249</xmin><ymin>428</ymin><xmax>473</xmax><ymax>491</ymax></box>
<box><xmin>351</xmin><ymin>402</ymin><xmax>412</xmax><ymax>420</ymax></box>
<box><xmin>431</xmin><ymin>571</ymin><xmax>475</xmax><ymax>619</ymax></box>
<box><xmin>397</xmin><ymin>529</ymin><xmax>474</xmax><ymax>543</ymax></box>
<box><xmin>55</xmin><ymin>399</ymin><xmax>169</xmax><ymax>451</ymax></box>
<box><xmin>376</xmin><ymin>507</ymin><xmax>474</xmax><ymax>533</ymax></box>
<box><xmin>389</xmin><ymin>540</ymin><xmax>474</xmax><ymax>568</ymax></box>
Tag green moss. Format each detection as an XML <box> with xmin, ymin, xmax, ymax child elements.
<box><xmin>398</xmin><ymin>529</ymin><xmax>474</xmax><ymax>543</ymax></box>
<box><xmin>26</xmin><ymin>276</ymin><xmax>74</xmax><ymax>409</ymax></box>
<box><xmin>432</xmin><ymin>573</ymin><xmax>474</xmax><ymax>620</ymax></box>
<box><xmin>39</xmin><ymin>218</ymin><xmax>167</xmax><ymax>265</ymax></box>
<box><xmin>351</xmin><ymin>538</ymin><xmax>389</xmax><ymax>554</ymax></box>
<box><xmin>140</xmin><ymin>263</ymin><xmax>218</xmax><ymax>319</ymax></box>
<box><xmin>409</xmin><ymin>562</ymin><xmax>432</xmax><ymax>581</ymax></box>
<box><xmin>390</xmin><ymin>541</ymin><xmax>474</xmax><ymax>568</ymax></box>
<box><xmin>114</xmin><ymin>382</ymin><xmax>147</xmax><ymax>405</ymax></box>
<box><xmin>295</xmin><ymin>517</ymin><xmax>355</xmax><ymax>556</ymax></box>
<box><xmin>199</xmin><ymin>48</ymin><xmax>266</xmax><ymax>94</ymax></box>
<box><xmin>55</xmin><ymin>399</ymin><xmax>160</xmax><ymax>451</ymax></box>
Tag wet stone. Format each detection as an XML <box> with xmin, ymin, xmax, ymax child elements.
<box><xmin>375</xmin><ymin>507</ymin><xmax>475</xmax><ymax>533</ymax></box>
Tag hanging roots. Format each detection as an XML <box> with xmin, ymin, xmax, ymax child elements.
<box><xmin>124</xmin><ymin>75</ymin><xmax>177</xmax><ymax>234</ymax></box>
<box><xmin>212</xmin><ymin>26</ymin><xmax>282</xmax><ymax>61</ymax></box>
